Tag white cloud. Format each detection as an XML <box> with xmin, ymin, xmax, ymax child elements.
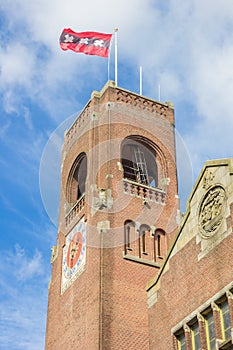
<box><xmin>2</xmin><ymin>244</ymin><xmax>44</xmax><ymax>281</ymax></box>
<box><xmin>0</xmin><ymin>282</ymin><xmax>47</xmax><ymax>350</ymax></box>
<box><xmin>0</xmin><ymin>43</ymin><xmax>36</xmax><ymax>87</ymax></box>
<box><xmin>2</xmin><ymin>90</ymin><xmax>19</xmax><ymax>114</ymax></box>
<box><xmin>0</xmin><ymin>245</ymin><xmax>49</xmax><ymax>349</ymax></box>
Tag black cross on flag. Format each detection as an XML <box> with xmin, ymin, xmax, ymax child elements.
<box><xmin>60</xmin><ymin>28</ymin><xmax>112</xmax><ymax>58</ymax></box>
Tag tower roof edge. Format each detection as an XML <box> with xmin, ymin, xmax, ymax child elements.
<box><xmin>91</xmin><ymin>80</ymin><xmax>174</xmax><ymax>109</ymax></box>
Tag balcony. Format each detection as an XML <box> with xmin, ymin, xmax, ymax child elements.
<box><xmin>123</xmin><ymin>179</ymin><xmax>166</xmax><ymax>205</ymax></box>
<box><xmin>65</xmin><ymin>194</ymin><xmax>85</xmax><ymax>227</ymax></box>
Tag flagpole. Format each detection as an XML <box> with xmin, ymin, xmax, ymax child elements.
<box><xmin>139</xmin><ymin>66</ymin><xmax>143</xmax><ymax>95</ymax></box>
<box><xmin>114</xmin><ymin>28</ymin><xmax>118</xmax><ymax>86</ymax></box>
<box><xmin>108</xmin><ymin>36</ymin><xmax>113</xmax><ymax>82</ymax></box>
<box><xmin>158</xmin><ymin>83</ymin><xmax>161</xmax><ymax>101</ymax></box>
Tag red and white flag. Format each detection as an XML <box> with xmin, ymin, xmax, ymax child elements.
<box><xmin>60</xmin><ymin>28</ymin><xmax>112</xmax><ymax>58</ymax></box>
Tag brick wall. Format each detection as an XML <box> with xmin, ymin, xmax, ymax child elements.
<box><xmin>147</xmin><ymin>160</ymin><xmax>233</xmax><ymax>350</ymax></box>
<box><xmin>45</xmin><ymin>81</ymin><xmax>179</xmax><ymax>350</ymax></box>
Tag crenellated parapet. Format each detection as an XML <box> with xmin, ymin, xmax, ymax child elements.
<box><xmin>63</xmin><ymin>81</ymin><xmax>174</xmax><ymax>151</ymax></box>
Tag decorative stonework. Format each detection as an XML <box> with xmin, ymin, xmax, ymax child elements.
<box><xmin>198</xmin><ymin>185</ymin><xmax>226</xmax><ymax>239</ymax></box>
<box><xmin>116</xmin><ymin>90</ymin><xmax>171</xmax><ymax>117</ymax></box>
<box><xmin>123</xmin><ymin>179</ymin><xmax>166</xmax><ymax>205</ymax></box>
<box><xmin>65</xmin><ymin>195</ymin><xmax>85</xmax><ymax>227</ymax></box>
<box><xmin>91</xmin><ymin>185</ymin><xmax>113</xmax><ymax>215</ymax></box>
<box><xmin>202</xmin><ymin>169</ymin><xmax>215</xmax><ymax>189</ymax></box>
<box><xmin>50</xmin><ymin>245</ymin><xmax>58</xmax><ymax>263</ymax></box>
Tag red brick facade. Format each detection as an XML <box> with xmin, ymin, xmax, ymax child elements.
<box><xmin>45</xmin><ymin>81</ymin><xmax>179</xmax><ymax>350</ymax></box>
<box><xmin>45</xmin><ymin>82</ymin><xmax>233</xmax><ymax>350</ymax></box>
<box><xmin>147</xmin><ymin>159</ymin><xmax>233</xmax><ymax>349</ymax></box>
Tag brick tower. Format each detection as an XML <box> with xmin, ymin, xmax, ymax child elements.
<box><xmin>45</xmin><ymin>81</ymin><xmax>179</xmax><ymax>350</ymax></box>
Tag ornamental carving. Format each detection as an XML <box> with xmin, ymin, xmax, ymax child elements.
<box><xmin>51</xmin><ymin>245</ymin><xmax>58</xmax><ymax>263</ymax></box>
<box><xmin>202</xmin><ymin>170</ymin><xmax>215</xmax><ymax>189</ymax></box>
<box><xmin>198</xmin><ymin>185</ymin><xmax>226</xmax><ymax>238</ymax></box>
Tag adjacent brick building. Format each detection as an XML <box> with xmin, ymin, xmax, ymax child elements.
<box><xmin>45</xmin><ymin>81</ymin><xmax>233</xmax><ymax>349</ymax></box>
<box><xmin>147</xmin><ymin>159</ymin><xmax>233</xmax><ymax>349</ymax></box>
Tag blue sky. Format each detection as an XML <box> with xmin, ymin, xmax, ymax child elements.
<box><xmin>0</xmin><ymin>1</ymin><xmax>233</xmax><ymax>349</ymax></box>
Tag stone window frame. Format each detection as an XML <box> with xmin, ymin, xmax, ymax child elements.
<box><xmin>203</xmin><ymin>307</ymin><xmax>216</xmax><ymax>350</ymax></box>
<box><xmin>124</xmin><ymin>220</ymin><xmax>135</xmax><ymax>254</ymax></box>
<box><xmin>153</xmin><ymin>228</ymin><xmax>166</xmax><ymax>260</ymax></box>
<box><xmin>189</xmin><ymin>318</ymin><xmax>201</xmax><ymax>350</ymax></box>
<box><xmin>172</xmin><ymin>286</ymin><xmax>233</xmax><ymax>350</ymax></box>
<box><xmin>123</xmin><ymin>220</ymin><xmax>162</xmax><ymax>268</ymax></box>
<box><xmin>215</xmin><ymin>295</ymin><xmax>232</xmax><ymax>345</ymax></box>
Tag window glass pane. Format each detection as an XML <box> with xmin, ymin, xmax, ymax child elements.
<box><xmin>177</xmin><ymin>332</ymin><xmax>186</xmax><ymax>350</ymax></box>
<box><xmin>221</xmin><ymin>300</ymin><xmax>231</xmax><ymax>340</ymax></box>
<box><xmin>205</xmin><ymin>312</ymin><xmax>216</xmax><ymax>350</ymax></box>
<box><xmin>191</xmin><ymin>321</ymin><xmax>201</xmax><ymax>350</ymax></box>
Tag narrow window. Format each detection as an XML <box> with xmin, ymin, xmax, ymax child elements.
<box><xmin>142</xmin><ymin>231</ymin><xmax>146</xmax><ymax>254</ymax></box>
<box><xmin>219</xmin><ymin>299</ymin><xmax>231</xmax><ymax>341</ymax></box>
<box><xmin>124</xmin><ymin>220</ymin><xmax>135</xmax><ymax>253</ymax></box>
<box><xmin>176</xmin><ymin>331</ymin><xmax>186</xmax><ymax>350</ymax></box>
<box><xmin>205</xmin><ymin>311</ymin><xmax>216</xmax><ymax>350</ymax></box>
<box><xmin>190</xmin><ymin>321</ymin><xmax>201</xmax><ymax>350</ymax></box>
<box><xmin>139</xmin><ymin>224</ymin><xmax>150</xmax><ymax>256</ymax></box>
<box><xmin>154</xmin><ymin>229</ymin><xmax>166</xmax><ymax>260</ymax></box>
<box><xmin>157</xmin><ymin>234</ymin><xmax>161</xmax><ymax>256</ymax></box>
<box><xmin>127</xmin><ymin>225</ymin><xmax>130</xmax><ymax>249</ymax></box>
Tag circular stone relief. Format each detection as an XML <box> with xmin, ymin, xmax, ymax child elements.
<box><xmin>198</xmin><ymin>185</ymin><xmax>226</xmax><ymax>239</ymax></box>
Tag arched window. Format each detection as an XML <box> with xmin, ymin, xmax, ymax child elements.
<box><xmin>139</xmin><ymin>224</ymin><xmax>150</xmax><ymax>257</ymax></box>
<box><xmin>121</xmin><ymin>138</ymin><xmax>158</xmax><ymax>187</ymax></box>
<box><xmin>154</xmin><ymin>228</ymin><xmax>166</xmax><ymax>260</ymax></box>
<box><xmin>124</xmin><ymin>222</ymin><xmax>166</xmax><ymax>264</ymax></box>
<box><xmin>124</xmin><ymin>220</ymin><xmax>135</xmax><ymax>253</ymax></box>
<box><xmin>66</xmin><ymin>153</ymin><xmax>87</xmax><ymax>206</ymax></box>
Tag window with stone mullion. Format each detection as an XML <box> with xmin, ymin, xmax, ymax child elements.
<box><xmin>220</xmin><ymin>299</ymin><xmax>231</xmax><ymax>341</ymax></box>
<box><xmin>190</xmin><ymin>320</ymin><xmax>201</xmax><ymax>350</ymax></box>
<box><xmin>205</xmin><ymin>310</ymin><xmax>216</xmax><ymax>350</ymax></box>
